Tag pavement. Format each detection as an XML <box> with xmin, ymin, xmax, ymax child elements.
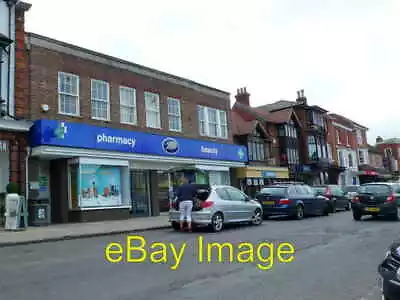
<box><xmin>0</xmin><ymin>214</ymin><xmax>169</xmax><ymax>247</ymax></box>
<box><xmin>0</xmin><ymin>210</ymin><xmax>398</xmax><ymax>300</ymax></box>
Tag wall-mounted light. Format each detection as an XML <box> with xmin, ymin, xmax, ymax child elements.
<box><xmin>41</xmin><ymin>104</ymin><xmax>49</xmax><ymax>112</ymax></box>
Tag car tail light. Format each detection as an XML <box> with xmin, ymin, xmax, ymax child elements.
<box><xmin>325</xmin><ymin>187</ymin><xmax>332</xmax><ymax>196</ymax></box>
<box><xmin>200</xmin><ymin>200</ymin><xmax>214</xmax><ymax>209</ymax></box>
<box><xmin>352</xmin><ymin>196</ymin><xmax>360</xmax><ymax>203</ymax></box>
<box><xmin>278</xmin><ymin>199</ymin><xmax>291</xmax><ymax>205</ymax></box>
<box><xmin>385</xmin><ymin>194</ymin><xmax>396</xmax><ymax>203</ymax></box>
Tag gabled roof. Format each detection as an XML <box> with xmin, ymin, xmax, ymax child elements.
<box><xmin>328</xmin><ymin>113</ymin><xmax>368</xmax><ymax>130</ymax></box>
<box><xmin>257</xmin><ymin>100</ymin><xmax>296</xmax><ymax>112</ymax></box>
<box><xmin>231</xmin><ymin>110</ymin><xmax>270</xmax><ymax>138</ymax></box>
<box><xmin>378</xmin><ymin>138</ymin><xmax>400</xmax><ymax>145</ymax></box>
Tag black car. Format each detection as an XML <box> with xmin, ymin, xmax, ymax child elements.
<box><xmin>255</xmin><ymin>183</ymin><xmax>330</xmax><ymax>220</ymax></box>
<box><xmin>378</xmin><ymin>241</ymin><xmax>400</xmax><ymax>299</ymax></box>
<box><xmin>351</xmin><ymin>182</ymin><xmax>400</xmax><ymax>221</ymax></box>
<box><xmin>312</xmin><ymin>185</ymin><xmax>351</xmax><ymax>212</ymax></box>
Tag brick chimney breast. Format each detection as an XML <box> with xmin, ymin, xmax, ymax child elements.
<box><xmin>235</xmin><ymin>87</ymin><xmax>250</xmax><ymax>106</ymax></box>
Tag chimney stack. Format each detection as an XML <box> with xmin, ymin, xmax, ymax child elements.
<box><xmin>235</xmin><ymin>87</ymin><xmax>250</xmax><ymax>106</ymax></box>
<box><xmin>296</xmin><ymin>89</ymin><xmax>307</xmax><ymax>105</ymax></box>
<box><xmin>376</xmin><ymin>136</ymin><xmax>383</xmax><ymax>144</ymax></box>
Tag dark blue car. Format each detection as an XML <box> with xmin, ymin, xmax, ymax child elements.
<box><xmin>255</xmin><ymin>184</ymin><xmax>330</xmax><ymax>220</ymax></box>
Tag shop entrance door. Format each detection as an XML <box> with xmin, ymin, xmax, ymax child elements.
<box><xmin>130</xmin><ymin>170</ymin><xmax>150</xmax><ymax>216</ymax></box>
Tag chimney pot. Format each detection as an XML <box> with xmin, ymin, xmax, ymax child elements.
<box><xmin>300</xmin><ymin>89</ymin><xmax>304</xmax><ymax>97</ymax></box>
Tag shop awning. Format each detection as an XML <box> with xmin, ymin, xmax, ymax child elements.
<box><xmin>236</xmin><ymin>166</ymin><xmax>289</xmax><ymax>179</ymax></box>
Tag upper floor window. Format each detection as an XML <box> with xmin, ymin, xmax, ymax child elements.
<box><xmin>308</xmin><ymin>135</ymin><xmax>318</xmax><ymax>160</ymax></box>
<box><xmin>338</xmin><ymin>150</ymin><xmax>345</xmax><ymax>167</ymax></box>
<box><xmin>58</xmin><ymin>72</ymin><xmax>79</xmax><ymax>116</ymax></box>
<box><xmin>348</xmin><ymin>153</ymin><xmax>353</xmax><ymax>167</ymax></box>
<box><xmin>358</xmin><ymin>149</ymin><xmax>368</xmax><ymax>165</ymax></box>
<box><xmin>356</xmin><ymin>129</ymin><xmax>363</xmax><ymax>145</ymax></box>
<box><xmin>91</xmin><ymin>79</ymin><xmax>109</xmax><ymax>120</ymax></box>
<box><xmin>144</xmin><ymin>91</ymin><xmax>161</xmax><ymax>129</ymax></box>
<box><xmin>167</xmin><ymin>97</ymin><xmax>182</xmax><ymax>132</ymax></box>
<box><xmin>248</xmin><ymin>136</ymin><xmax>269</xmax><ymax>161</ymax></box>
<box><xmin>346</xmin><ymin>134</ymin><xmax>350</xmax><ymax>146</ymax></box>
<box><xmin>327</xmin><ymin>144</ymin><xmax>333</xmax><ymax>161</ymax></box>
<box><xmin>287</xmin><ymin>148</ymin><xmax>300</xmax><ymax>165</ymax></box>
<box><xmin>197</xmin><ymin>105</ymin><xmax>228</xmax><ymax>139</ymax></box>
<box><xmin>312</xmin><ymin>111</ymin><xmax>324</xmax><ymax>127</ymax></box>
<box><xmin>120</xmin><ymin>86</ymin><xmax>137</xmax><ymax>125</ymax></box>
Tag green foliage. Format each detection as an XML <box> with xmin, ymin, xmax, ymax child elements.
<box><xmin>6</xmin><ymin>182</ymin><xmax>19</xmax><ymax>194</ymax></box>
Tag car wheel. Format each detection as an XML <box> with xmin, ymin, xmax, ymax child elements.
<box><xmin>345</xmin><ymin>201</ymin><xmax>351</xmax><ymax>211</ymax></box>
<box><xmin>251</xmin><ymin>208</ymin><xmax>263</xmax><ymax>226</ymax></box>
<box><xmin>390</xmin><ymin>207</ymin><xmax>400</xmax><ymax>221</ymax></box>
<box><xmin>353</xmin><ymin>211</ymin><xmax>362</xmax><ymax>221</ymax></box>
<box><xmin>210</xmin><ymin>212</ymin><xmax>224</xmax><ymax>232</ymax></box>
<box><xmin>332</xmin><ymin>202</ymin><xmax>337</xmax><ymax>213</ymax></box>
<box><xmin>295</xmin><ymin>205</ymin><xmax>304</xmax><ymax>220</ymax></box>
<box><xmin>171</xmin><ymin>222</ymin><xmax>180</xmax><ymax>231</ymax></box>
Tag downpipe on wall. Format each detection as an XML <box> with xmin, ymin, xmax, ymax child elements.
<box><xmin>25</xmin><ymin>146</ymin><xmax>31</xmax><ymax>199</ymax></box>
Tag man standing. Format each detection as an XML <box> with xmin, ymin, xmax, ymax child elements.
<box><xmin>175</xmin><ymin>175</ymin><xmax>197</xmax><ymax>232</ymax></box>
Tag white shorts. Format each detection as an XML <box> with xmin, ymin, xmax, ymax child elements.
<box><xmin>179</xmin><ymin>200</ymin><xmax>193</xmax><ymax>222</ymax></box>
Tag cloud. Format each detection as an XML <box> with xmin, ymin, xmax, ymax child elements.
<box><xmin>25</xmin><ymin>0</ymin><xmax>400</xmax><ymax>143</ymax></box>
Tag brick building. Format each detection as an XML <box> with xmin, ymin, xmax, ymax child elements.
<box><xmin>376</xmin><ymin>137</ymin><xmax>400</xmax><ymax>176</ymax></box>
<box><xmin>256</xmin><ymin>90</ymin><xmax>337</xmax><ymax>185</ymax></box>
<box><xmin>230</xmin><ymin>88</ymin><xmax>290</xmax><ymax>197</ymax></box>
<box><xmin>326</xmin><ymin>113</ymin><xmax>360</xmax><ymax>185</ymax></box>
<box><xmin>0</xmin><ymin>0</ymin><xmax>31</xmax><ymax>204</ymax></box>
<box><xmin>24</xmin><ymin>33</ymin><xmax>247</xmax><ymax>223</ymax></box>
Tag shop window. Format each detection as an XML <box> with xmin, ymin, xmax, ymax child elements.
<box><xmin>69</xmin><ymin>163</ymin><xmax>129</xmax><ymax>209</ymax></box>
<box><xmin>0</xmin><ymin>151</ymin><xmax>9</xmax><ymax>194</ymax></box>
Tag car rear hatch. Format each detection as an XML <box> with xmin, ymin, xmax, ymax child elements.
<box><xmin>357</xmin><ymin>184</ymin><xmax>392</xmax><ymax>206</ymax></box>
<box><xmin>170</xmin><ymin>184</ymin><xmax>212</xmax><ymax>211</ymax></box>
<box><xmin>256</xmin><ymin>186</ymin><xmax>288</xmax><ymax>207</ymax></box>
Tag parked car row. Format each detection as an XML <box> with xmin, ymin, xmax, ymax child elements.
<box><xmin>168</xmin><ymin>182</ymin><xmax>349</xmax><ymax>232</ymax></box>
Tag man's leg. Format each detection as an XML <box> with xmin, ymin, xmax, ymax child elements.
<box><xmin>179</xmin><ymin>201</ymin><xmax>185</xmax><ymax>231</ymax></box>
<box><xmin>186</xmin><ymin>201</ymin><xmax>193</xmax><ymax>232</ymax></box>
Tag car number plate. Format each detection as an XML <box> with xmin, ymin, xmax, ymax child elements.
<box><xmin>365</xmin><ymin>207</ymin><xmax>380</xmax><ymax>212</ymax></box>
<box><xmin>263</xmin><ymin>201</ymin><xmax>275</xmax><ymax>205</ymax></box>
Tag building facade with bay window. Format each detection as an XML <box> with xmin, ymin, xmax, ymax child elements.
<box><xmin>24</xmin><ymin>32</ymin><xmax>247</xmax><ymax>223</ymax></box>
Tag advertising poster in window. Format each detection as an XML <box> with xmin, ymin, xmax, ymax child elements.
<box><xmin>78</xmin><ymin>164</ymin><xmax>122</xmax><ymax>207</ymax></box>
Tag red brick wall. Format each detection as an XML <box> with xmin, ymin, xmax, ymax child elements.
<box><xmin>28</xmin><ymin>43</ymin><xmax>233</xmax><ymax>144</ymax></box>
<box><xmin>14</xmin><ymin>6</ymin><xmax>30</xmax><ymax>119</ymax></box>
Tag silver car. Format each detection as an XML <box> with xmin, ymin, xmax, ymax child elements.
<box><xmin>169</xmin><ymin>185</ymin><xmax>263</xmax><ymax>232</ymax></box>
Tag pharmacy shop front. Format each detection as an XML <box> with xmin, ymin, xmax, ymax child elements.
<box><xmin>28</xmin><ymin>120</ymin><xmax>247</xmax><ymax>223</ymax></box>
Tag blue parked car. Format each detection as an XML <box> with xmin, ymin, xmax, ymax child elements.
<box><xmin>255</xmin><ymin>183</ymin><xmax>331</xmax><ymax>220</ymax></box>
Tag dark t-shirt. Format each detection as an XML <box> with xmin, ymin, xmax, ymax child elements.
<box><xmin>175</xmin><ymin>183</ymin><xmax>197</xmax><ymax>203</ymax></box>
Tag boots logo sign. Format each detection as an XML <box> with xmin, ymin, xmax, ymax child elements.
<box><xmin>162</xmin><ymin>138</ymin><xmax>179</xmax><ymax>154</ymax></box>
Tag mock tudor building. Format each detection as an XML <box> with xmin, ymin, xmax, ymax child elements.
<box><xmin>257</xmin><ymin>90</ymin><xmax>334</xmax><ymax>185</ymax></box>
<box><xmin>24</xmin><ymin>32</ymin><xmax>247</xmax><ymax>223</ymax></box>
<box><xmin>0</xmin><ymin>0</ymin><xmax>31</xmax><ymax>205</ymax></box>
<box><xmin>230</xmin><ymin>88</ymin><xmax>290</xmax><ymax>197</ymax></box>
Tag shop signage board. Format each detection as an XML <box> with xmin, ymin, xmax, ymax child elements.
<box><xmin>30</xmin><ymin>120</ymin><xmax>248</xmax><ymax>162</ymax></box>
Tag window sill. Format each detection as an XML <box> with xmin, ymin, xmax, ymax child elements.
<box><xmin>169</xmin><ymin>128</ymin><xmax>182</xmax><ymax>133</ymax></box>
<box><xmin>121</xmin><ymin>121</ymin><xmax>138</xmax><ymax>126</ymax></box>
<box><xmin>146</xmin><ymin>125</ymin><xmax>162</xmax><ymax>130</ymax></box>
<box><xmin>92</xmin><ymin>117</ymin><xmax>111</xmax><ymax>122</ymax></box>
<box><xmin>58</xmin><ymin>112</ymin><xmax>82</xmax><ymax>118</ymax></box>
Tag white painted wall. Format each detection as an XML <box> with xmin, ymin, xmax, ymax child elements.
<box><xmin>0</xmin><ymin>1</ymin><xmax>16</xmax><ymax>116</ymax></box>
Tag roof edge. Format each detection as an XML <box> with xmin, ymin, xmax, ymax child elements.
<box><xmin>26</xmin><ymin>32</ymin><xmax>230</xmax><ymax>99</ymax></box>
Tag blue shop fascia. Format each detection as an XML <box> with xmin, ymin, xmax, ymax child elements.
<box><xmin>27</xmin><ymin>119</ymin><xmax>248</xmax><ymax>223</ymax></box>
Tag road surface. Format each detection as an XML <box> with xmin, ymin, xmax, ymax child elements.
<box><xmin>0</xmin><ymin>211</ymin><xmax>396</xmax><ymax>300</ymax></box>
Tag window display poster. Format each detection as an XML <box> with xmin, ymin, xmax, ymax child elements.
<box><xmin>78</xmin><ymin>164</ymin><xmax>122</xmax><ymax>207</ymax></box>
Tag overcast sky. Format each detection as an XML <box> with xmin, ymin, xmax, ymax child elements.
<box><xmin>25</xmin><ymin>0</ymin><xmax>400</xmax><ymax>144</ymax></box>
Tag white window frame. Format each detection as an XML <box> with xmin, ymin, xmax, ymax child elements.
<box><xmin>167</xmin><ymin>97</ymin><xmax>182</xmax><ymax>132</ymax></box>
<box><xmin>58</xmin><ymin>72</ymin><xmax>80</xmax><ymax>116</ymax></box>
<box><xmin>91</xmin><ymin>79</ymin><xmax>110</xmax><ymax>121</ymax></box>
<box><xmin>144</xmin><ymin>91</ymin><xmax>161</xmax><ymax>129</ymax></box>
<box><xmin>197</xmin><ymin>105</ymin><xmax>228</xmax><ymax>139</ymax></box>
<box><xmin>327</xmin><ymin>144</ymin><xmax>333</xmax><ymax>161</ymax></box>
<box><xmin>119</xmin><ymin>86</ymin><xmax>137</xmax><ymax>125</ymax></box>
<box><xmin>346</xmin><ymin>135</ymin><xmax>350</xmax><ymax>146</ymax></box>
<box><xmin>356</xmin><ymin>130</ymin><xmax>363</xmax><ymax>145</ymax></box>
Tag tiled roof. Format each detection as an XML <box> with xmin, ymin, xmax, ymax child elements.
<box><xmin>328</xmin><ymin>113</ymin><xmax>368</xmax><ymax>130</ymax></box>
<box><xmin>253</xmin><ymin>107</ymin><xmax>293</xmax><ymax>124</ymax></box>
<box><xmin>256</xmin><ymin>100</ymin><xmax>297</xmax><ymax>112</ymax></box>
<box><xmin>378</xmin><ymin>138</ymin><xmax>400</xmax><ymax>144</ymax></box>
<box><xmin>231</xmin><ymin>111</ymin><xmax>254</xmax><ymax>135</ymax></box>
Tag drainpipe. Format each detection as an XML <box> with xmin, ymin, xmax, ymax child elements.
<box><xmin>0</xmin><ymin>48</ymin><xmax>2</xmax><ymax>107</ymax></box>
<box><xmin>6</xmin><ymin>0</ymin><xmax>13</xmax><ymax>117</ymax></box>
<box><xmin>25</xmin><ymin>146</ymin><xmax>31</xmax><ymax>199</ymax></box>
